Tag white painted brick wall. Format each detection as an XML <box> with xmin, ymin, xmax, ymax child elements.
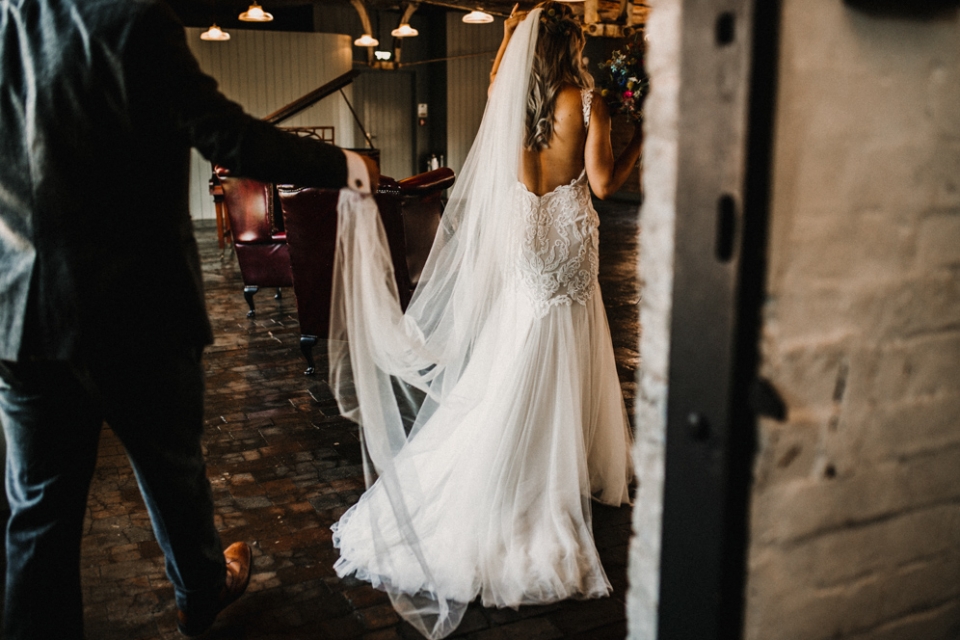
<box><xmin>627</xmin><ymin>0</ymin><xmax>681</xmax><ymax>637</ymax></box>
<box><xmin>745</xmin><ymin>2</ymin><xmax>960</xmax><ymax>639</ymax></box>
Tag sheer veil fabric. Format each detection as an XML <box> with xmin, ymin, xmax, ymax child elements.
<box><xmin>329</xmin><ymin>8</ymin><xmax>633</xmax><ymax>639</ymax></box>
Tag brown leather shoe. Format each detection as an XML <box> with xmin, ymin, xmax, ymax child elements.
<box><xmin>177</xmin><ymin>542</ymin><xmax>252</xmax><ymax>637</ymax></box>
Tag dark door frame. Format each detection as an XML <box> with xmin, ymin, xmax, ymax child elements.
<box><xmin>656</xmin><ymin>0</ymin><xmax>782</xmax><ymax>638</ymax></box>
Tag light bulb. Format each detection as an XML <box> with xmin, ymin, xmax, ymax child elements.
<box><xmin>462</xmin><ymin>10</ymin><xmax>494</xmax><ymax>24</ymax></box>
<box><xmin>353</xmin><ymin>34</ymin><xmax>380</xmax><ymax>47</ymax></box>
<box><xmin>390</xmin><ymin>23</ymin><xmax>418</xmax><ymax>38</ymax></box>
<box><xmin>239</xmin><ymin>3</ymin><xmax>273</xmax><ymax>22</ymax></box>
<box><xmin>200</xmin><ymin>24</ymin><xmax>231</xmax><ymax>41</ymax></box>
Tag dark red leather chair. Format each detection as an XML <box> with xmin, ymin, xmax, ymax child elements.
<box><xmin>278</xmin><ymin>168</ymin><xmax>455</xmax><ymax>374</ymax></box>
<box><xmin>214</xmin><ymin>167</ymin><xmax>293</xmax><ymax>317</ymax></box>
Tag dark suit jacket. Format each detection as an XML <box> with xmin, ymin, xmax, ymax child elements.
<box><xmin>0</xmin><ymin>0</ymin><xmax>350</xmax><ymax>361</ymax></box>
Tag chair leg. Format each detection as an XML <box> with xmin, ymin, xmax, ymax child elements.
<box><xmin>243</xmin><ymin>286</ymin><xmax>259</xmax><ymax>317</ymax></box>
<box><xmin>274</xmin><ymin>287</ymin><xmax>282</xmax><ymax>300</ymax></box>
<box><xmin>300</xmin><ymin>335</ymin><xmax>318</xmax><ymax>376</ymax></box>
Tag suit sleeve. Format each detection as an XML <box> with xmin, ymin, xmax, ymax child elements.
<box><xmin>128</xmin><ymin>1</ymin><xmax>349</xmax><ymax>189</ymax></box>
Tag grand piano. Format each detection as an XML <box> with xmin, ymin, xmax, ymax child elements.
<box><xmin>210</xmin><ymin>70</ymin><xmax>455</xmax><ymax>374</ymax></box>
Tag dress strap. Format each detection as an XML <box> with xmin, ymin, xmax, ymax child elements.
<box><xmin>581</xmin><ymin>89</ymin><xmax>593</xmax><ymax>129</ymax></box>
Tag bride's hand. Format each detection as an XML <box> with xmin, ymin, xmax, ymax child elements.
<box><xmin>504</xmin><ymin>4</ymin><xmax>527</xmax><ymax>37</ymax></box>
<box><xmin>491</xmin><ymin>4</ymin><xmax>526</xmax><ymax>87</ymax></box>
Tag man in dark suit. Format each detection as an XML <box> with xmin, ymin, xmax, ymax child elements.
<box><xmin>0</xmin><ymin>0</ymin><xmax>376</xmax><ymax>637</ymax></box>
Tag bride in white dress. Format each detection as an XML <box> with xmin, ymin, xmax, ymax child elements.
<box><xmin>328</xmin><ymin>3</ymin><xmax>644</xmax><ymax>638</ymax></box>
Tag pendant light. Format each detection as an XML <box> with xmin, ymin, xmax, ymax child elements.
<box><xmin>239</xmin><ymin>2</ymin><xmax>273</xmax><ymax>22</ymax></box>
<box><xmin>200</xmin><ymin>24</ymin><xmax>231</xmax><ymax>41</ymax></box>
<box><xmin>462</xmin><ymin>9</ymin><xmax>494</xmax><ymax>23</ymax></box>
<box><xmin>390</xmin><ymin>23</ymin><xmax>418</xmax><ymax>37</ymax></box>
<box><xmin>353</xmin><ymin>34</ymin><xmax>380</xmax><ymax>47</ymax></box>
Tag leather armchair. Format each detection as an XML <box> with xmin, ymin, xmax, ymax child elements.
<box><xmin>214</xmin><ymin>167</ymin><xmax>294</xmax><ymax>317</ymax></box>
<box><xmin>278</xmin><ymin>167</ymin><xmax>455</xmax><ymax>374</ymax></box>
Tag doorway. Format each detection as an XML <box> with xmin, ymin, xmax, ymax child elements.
<box><xmin>352</xmin><ymin>70</ymin><xmax>416</xmax><ymax>180</ymax></box>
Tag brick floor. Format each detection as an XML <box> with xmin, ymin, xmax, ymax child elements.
<box><xmin>2</xmin><ymin>198</ymin><xmax>639</xmax><ymax>639</ymax></box>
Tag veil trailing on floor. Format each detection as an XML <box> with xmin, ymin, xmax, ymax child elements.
<box><xmin>328</xmin><ymin>9</ymin><xmax>543</xmax><ymax>639</ymax></box>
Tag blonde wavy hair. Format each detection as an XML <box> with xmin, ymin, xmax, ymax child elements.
<box><xmin>524</xmin><ymin>1</ymin><xmax>593</xmax><ymax>151</ymax></box>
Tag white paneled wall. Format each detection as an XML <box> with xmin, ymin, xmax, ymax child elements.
<box><xmin>184</xmin><ymin>28</ymin><xmax>354</xmax><ymax>220</ymax></box>
<box><xmin>445</xmin><ymin>16</ymin><xmax>502</xmax><ymax>178</ymax></box>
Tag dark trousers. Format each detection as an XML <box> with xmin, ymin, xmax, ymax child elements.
<box><xmin>0</xmin><ymin>346</ymin><xmax>225</xmax><ymax>640</ymax></box>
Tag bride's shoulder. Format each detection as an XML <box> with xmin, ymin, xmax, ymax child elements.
<box><xmin>556</xmin><ymin>84</ymin><xmax>584</xmax><ymax>102</ymax></box>
<box><xmin>554</xmin><ymin>84</ymin><xmax>586</xmax><ymax>114</ymax></box>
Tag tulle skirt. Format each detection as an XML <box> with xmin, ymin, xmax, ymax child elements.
<box><xmin>331</xmin><ymin>281</ymin><xmax>632</xmax><ymax>609</ymax></box>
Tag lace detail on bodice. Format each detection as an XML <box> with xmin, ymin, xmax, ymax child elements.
<box><xmin>515</xmin><ymin>175</ymin><xmax>599</xmax><ymax>317</ymax></box>
<box><xmin>582</xmin><ymin>89</ymin><xmax>593</xmax><ymax>128</ymax></box>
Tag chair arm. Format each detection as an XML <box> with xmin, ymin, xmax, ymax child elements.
<box><xmin>396</xmin><ymin>168</ymin><xmax>455</xmax><ymax>197</ymax></box>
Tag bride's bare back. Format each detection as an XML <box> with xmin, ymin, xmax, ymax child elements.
<box><xmin>519</xmin><ymin>83</ymin><xmax>641</xmax><ymax>199</ymax></box>
<box><xmin>520</xmin><ymin>85</ymin><xmax>587</xmax><ymax>196</ymax></box>
<box><xmin>493</xmin><ymin>4</ymin><xmax>642</xmax><ymax>200</ymax></box>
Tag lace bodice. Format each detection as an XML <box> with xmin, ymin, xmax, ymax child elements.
<box><xmin>515</xmin><ymin>176</ymin><xmax>599</xmax><ymax>317</ymax></box>
<box><xmin>514</xmin><ymin>88</ymin><xmax>598</xmax><ymax>317</ymax></box>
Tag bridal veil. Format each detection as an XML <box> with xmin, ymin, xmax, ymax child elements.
<box><xmin>330</xmin><ymin>10</ymin><xmax>549</xmax><ymax>638</ymax></box>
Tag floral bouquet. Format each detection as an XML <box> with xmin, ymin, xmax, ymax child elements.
<box><xmin>596</xmin><ymin>33</ymin><xmax>649</xmax><ymax>121</ymax></box>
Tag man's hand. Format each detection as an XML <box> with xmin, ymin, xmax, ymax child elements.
<box><xmin>361</xmin><ymin>154</ymin><xmax>379</xmax><ymax>192</ymax></box>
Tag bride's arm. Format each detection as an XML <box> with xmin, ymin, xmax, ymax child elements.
<box><xmin>584</xmin><ymin>94</ymin><xmax>643</xmax><ymax>200</ymax></box>
<box><xmin>489</xmin><ymin>5</ymin><xmax>526</xmax><ymax>90</ymax></box>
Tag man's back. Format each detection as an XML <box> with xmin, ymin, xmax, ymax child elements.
<box><xmin>0</xmin><ymin>0</ymin><xmax>347</xmax><ymax>361</ymax></box>
<box><xmin>1</xmin><ymin>0</ymin><xmax>217</xmax><ymax>360</ymax></box>
<box><xmin>0</xmin><ymin>4</ymin><xmax>360</xmax><ymax>638</ymax></box>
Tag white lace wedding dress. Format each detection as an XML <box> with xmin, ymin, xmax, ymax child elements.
<box><xmin>327</xmin><ymin>10</ymin><xmax>632</xmax><ymax>639</ymax></box>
